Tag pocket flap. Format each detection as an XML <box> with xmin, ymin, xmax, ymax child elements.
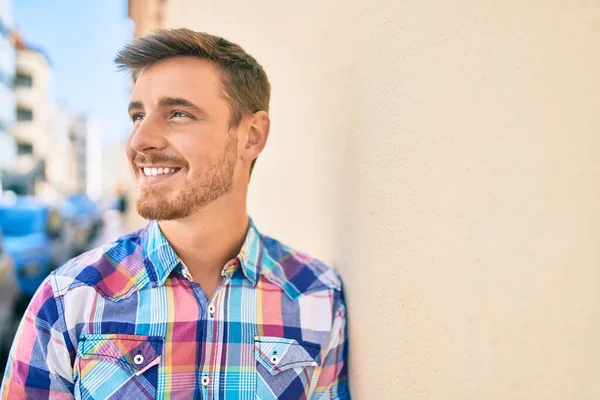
<box><xmin>254</xmin><ymin>336</ymin><xmax>321</xmax><ymax>376</ymax></box>
<box><xmin>79</xmin><ymin>334</ymin><xmax>163</xmax><ymax>374</ymax></box>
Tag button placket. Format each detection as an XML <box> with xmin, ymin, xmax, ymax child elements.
<box><xmin>201</xmin><ymin>375</ymin><xmax>210</xmax><ymax>387</ymax></box>
<box><xmin>199</xmin><ymin>275</ymin><xmax>230</xmax><ymax>397</ymax></box>
<box><xmin>200</xmin><ymin>374</ymin><xmax>210</xmax><ymax>398</ymax></box>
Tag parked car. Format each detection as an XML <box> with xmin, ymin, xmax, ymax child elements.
<box><xmin>0</xmin><ymin>197</ymin><xmax>63</xmax><ymax>299</ymax></box>
<box><xmin>60</xmin><ymin>194</ymin><xmax>103</xmax><ymax>255</ymax></box>
<box><xmin>0</xmin><ymin>196</ymin><xmax>75</xmax><ymax>375</ymax></box>
<box><xmin>0</xmin><ymin>226</ymin><xmax>19</xmax><ymax>373</ymax></box>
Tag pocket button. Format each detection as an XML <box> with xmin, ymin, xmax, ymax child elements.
<box><xmin>133</xmin><ymin>354</ymin><xmax>144</xmax><ymax>365</ymax></box>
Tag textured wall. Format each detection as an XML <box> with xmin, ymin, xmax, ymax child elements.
<box><xmin>163</xmin><ymin>1</ymin><xmax>600</xmax><ymax>398</ymax></box>
<box><xmin>337</xmin><ymin>1</ymin><xmax>600</xmax><ymax>398</ymax></box>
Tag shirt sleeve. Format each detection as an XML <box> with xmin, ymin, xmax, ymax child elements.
<box><xmin>312</xmin><ymin>286</ymin><xmax>351</xmax><ymax>399</ymax></box>
<box><xmin>1</xmin><ymin>276</ymin><xmax>75</xmax><ymax>399</ymax></box>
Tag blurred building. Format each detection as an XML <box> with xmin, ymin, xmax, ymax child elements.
<box><xmin>101</xmin><ymin>140</ymin><xmax>129</xmax><ymax>197</ymax></box>
<box><xmin>128</xmin><ymin>0</ymin><xmax>167</xmax><ymax>38</ymax></box>
<box><xmin>0</xmin><ymin>0</ymin><xmax>16</xmax><ymax>179</ymax></box>
<box><xmin>45</xmin><ymin>104</ymin><xmax>79</xmax><ymax>196</ymax></box>
<box><xmin>101</xmin><ymin>139</ymin><xmax>138</xmax><ymax>229</ymax></box>
<box><xmin>69</xmin><ymin>117</ymin><xmax>89</xmax><ymax>195</ymax></box>
<box><xmin>83</xmin><ymin>117</ymin><xmax>102</xmax><ymax>200</ymax></box>
<box><xmin>6</xmin><ymin>32</ymin><xmax>53</xmax><ymax>196</ymax></box>
<box><xmin>102</xmin><ymin>136</ymin><xmax>140</xmax><ymax>230</ymax></box>
<box><xmin>3</xmin><ymin>31</ymin><xmax>98</xmax><ymax>201</ymax></box>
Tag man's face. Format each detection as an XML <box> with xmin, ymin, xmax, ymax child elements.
<box><xmin>126</xmin><ymin>57</ymin><xmax>239</xmax><ymax>220</ymax></box>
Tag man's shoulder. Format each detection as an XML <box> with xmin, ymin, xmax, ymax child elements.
<box><xmin>50</xmin><ymin>228</ymin><xmax>148</xmax><ymax>301</ymax></box>
<box><xmin>259</xmin><ymin>234</ymin><xmax>344</xmax><ymax>300</ymax></box>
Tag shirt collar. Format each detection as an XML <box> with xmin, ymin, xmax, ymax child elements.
<box><xmin>142</xmin><ymin>218</ymin><xmax>263</xmax><ymax>287</ymax></box>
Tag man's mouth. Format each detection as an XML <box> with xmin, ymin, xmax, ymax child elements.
<box><xmin>140</xmin><ymin>166</ymin><xmax>182</xmax><ymax>177</ymax></box>
<box><xmin>137</xmin><ymin>166</ymin><xmax>183</xmax><ymax>184</ymax></box>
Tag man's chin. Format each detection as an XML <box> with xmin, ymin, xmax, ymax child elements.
<box><xmin>136</xmin><ymin>199</ymin><xmax>192</xmax><ymax>221</ymax></box>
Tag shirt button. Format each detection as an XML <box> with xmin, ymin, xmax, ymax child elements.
<box><xmin>208</xmin><ymin>304</ymin><xmax>215</xmax><ymax>314</ymax></box>
<box><xmin>133</xmin><ymin>354</ymin><xmax>144</xmax><ymax>365</ymax></box>
<box><xmin>201</xmin><ymin>375</ymin><xmax>210</xmax><ymax>387</ymax></box>
<box><xmin>270</xmin><ymin>354</ymin><xmax>279</xmax><ymax>365</ymax></box>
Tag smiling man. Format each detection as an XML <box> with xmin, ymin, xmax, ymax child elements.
<box><xmin>0</xmin><ymin>29</ymin><xmax>349</xmax><ymax>399</ymax></box>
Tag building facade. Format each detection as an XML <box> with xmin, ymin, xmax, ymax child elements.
<box><xmin>45</xmin><ymin>104</ymin><xmax>79</xmax><ymax>196</ymax></box>
<box><xmin>69</xmin><ymin>116</ymin><xmax>88</xmax><ymax>195</ymax></box>
<box><xmin>0</xmin><ymin>0</ymin><xmax>16</xmax><ymax>175</ymax></box>
<box><xmin>7</xmin><ymin>32</ymin><xmax>53</xmax><ymax>196</ymax></box>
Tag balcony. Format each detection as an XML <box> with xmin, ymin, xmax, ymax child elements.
<box><xmin>10</xmin><ymin>118</ymin><xmax>38</xmax><ymax>145</ymax></box>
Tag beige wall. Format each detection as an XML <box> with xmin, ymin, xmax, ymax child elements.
<box><xmin>128</xmin><ymin>0</ymin><xmax>166</xmax><ymax>39</ymax></box>
<box><xmin>136</xmin><ymin>0</ymin><xmax>600</xmax><ymax>398</ymax></box>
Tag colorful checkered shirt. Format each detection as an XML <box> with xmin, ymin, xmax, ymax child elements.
<box><xmin>1</xmin><ymin>219</ymin><xmax>350</xmax><ymax>399</ymax></box>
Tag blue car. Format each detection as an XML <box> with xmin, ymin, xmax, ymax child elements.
<box><xmin>0</xmin><ymin>197</ymin><xmax>62</xmax><ymax>298</ymax></box>
<box><xmin>61</xmin><ymin>194</ymin><xmax>103</xmax><ymax>254</ymax></box>
<box><xmin>0</xmin><ymin>226</ymin><xmax>19</xmax><ymax>369</ymax></box>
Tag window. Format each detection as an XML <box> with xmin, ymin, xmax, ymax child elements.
<box><xmin>15</xmin><ymin>72</ymin><xmax>33</xmax><ymax>88</ymax></box>
<box><xmin>17</xmin><ymin>107</ymin><xmax>33</xmax><ymax>121</ymax></box>
<box><xmin>17</xmin><ymin>142</ymin><xmax>33</xmax><ymax>155</ymax></box>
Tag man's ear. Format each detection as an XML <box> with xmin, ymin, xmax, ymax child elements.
<box><xmin>241</xmin><ymin>110</ymin><xmax>270</xmax><ymax>163</ymax></box>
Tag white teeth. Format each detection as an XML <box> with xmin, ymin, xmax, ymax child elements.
<box><xmin>142</xmin><ymin>167</ymin><xmax>178</xmax><ymax>177</ymax></box>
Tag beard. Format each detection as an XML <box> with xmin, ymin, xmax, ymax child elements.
<box><xmin>135</xmin><ymin>132</ymin><xmax>238</xmax><ymax>221</ymax></box>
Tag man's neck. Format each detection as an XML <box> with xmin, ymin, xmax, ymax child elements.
<box><xmin>158</xmin><ymin>200</ymin><xmax>249</xmax><ymax>294</ymax></box>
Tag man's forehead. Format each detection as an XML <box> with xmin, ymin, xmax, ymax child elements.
<box><xmin>135</xmin><ymin>57</ymin><xmax>221</xmax><ymax>83</ymax></box>
<box><xmin>130</xmin><ymin>59</ymin><xmax>222</xmax><ymax>103</ymax></box>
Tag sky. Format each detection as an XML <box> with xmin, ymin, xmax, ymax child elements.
<box><xmin>15</xmin><ymin>0</ymin><xmax>134</xmax><ymax>144</ymax></box>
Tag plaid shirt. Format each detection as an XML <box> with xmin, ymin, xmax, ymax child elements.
<box><xmin>1</xmin><ymin>219</ymin><xmax>349</xmax><ymax>399</ymax></box>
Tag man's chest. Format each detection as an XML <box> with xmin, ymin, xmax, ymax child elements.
<box><xmin>67</xmin><ymin>275</ymin><xmax>332</xmax><ymax>399</ymax></box>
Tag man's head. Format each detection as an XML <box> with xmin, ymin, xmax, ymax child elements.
<box><xmin>115</xmin><ymin>29</ymin><xmax>270</xmax><ymax>221</ymax></box>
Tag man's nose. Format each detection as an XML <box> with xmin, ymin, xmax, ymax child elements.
<box><xmin>129</xmin><ymin>117</ymin><xmax>168</xmax><ymax>153</ymax></box>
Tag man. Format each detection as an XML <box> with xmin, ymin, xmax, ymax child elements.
<box><xmin>1</xmin><ymin>29</ymin><xmax>349</xmax><ymax>399</ymax></box>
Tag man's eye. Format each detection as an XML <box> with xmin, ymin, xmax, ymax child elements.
<box><xmin>131</xmin><ymin>113</ymin><xmax>144</xmax><ymax>122</ymax></box>
<box><xmin>170</xmin><ymin>111</ymin><xmax>189</xmax><ymax>118</ymax></box>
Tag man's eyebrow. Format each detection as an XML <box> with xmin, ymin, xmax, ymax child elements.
<box><xmin>128</xmin><ymin>101</ymin><xmax>143</xmax><ymax>112</ymax></box>
<box><xmin>158</xmin><ymin>97</ymin><xmax>205</xmax><ymax>114</ymax></box>
<box><xmin>128</xmin><ymin>98</ymin><xmax>207</xmax><ymax>116</ymax></box>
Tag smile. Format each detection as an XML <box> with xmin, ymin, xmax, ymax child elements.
<box><xmin>140</xmin><ymin>167</ymin><xmax>181</xmax><ymax>177</ymax></box>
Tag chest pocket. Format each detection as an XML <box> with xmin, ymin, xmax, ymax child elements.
<box><xmin>75</xmin><ymin>334</ymin><xmax>163</xmax><ymax>400</ymax></box>
<box><xmin>254</xmin><ymin>336</ymin><xmax>321</xmax><ymax>399</ymax></box>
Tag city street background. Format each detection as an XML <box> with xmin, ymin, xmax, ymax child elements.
<box><xmin>2</xmin><ymin>0</ymin><xmax>600</xmax><ymax>398</ymax></box>
<box><xmin>0</xmin><ymin>0</ymin><xmax>135</xmax><ymax>374</ymax></box>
